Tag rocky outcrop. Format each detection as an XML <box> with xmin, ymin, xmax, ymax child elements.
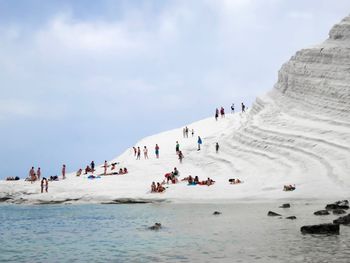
<box><xmin>333</xmin><ymin>209</ymin><xmax>346</xmax><ymax>215</ymax></box>
<box><xmin>148</xmin><ymin>223</ymin><xmax>162</xmax><ymax>230</ymax></box>
<box><xmin>286</xmin><ymin>216</ymin><xmax>296</xmax><ymax>220</ymax></box>
<box><xmin>268</xmin><ymin>211</ymin><xmax>281</xmax><ymax>216</ymax></box>
<box><xmin>279</xmin><ymin>203</ymin><xmax>290</xmax><ymax>208</ymax></box>
<box><xmin>301</xmin><ymin>223</ymin><xmax>339</xmax><ymax>235</ymax></box>
<box><xmin>333</xmin><ymin>214</ymin><xmax>350</xmax><ymax>225</ymax></box>
<box><xmin>314</xmin><ymin>210</ymin><xmax>330</xmax><ymax>216</ymax></box>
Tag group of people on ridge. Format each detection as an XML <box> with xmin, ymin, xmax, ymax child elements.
<box><xmin>133</xmin><ymin>144</ymin><xmax>160</xmax><ymax>160</ymax></box>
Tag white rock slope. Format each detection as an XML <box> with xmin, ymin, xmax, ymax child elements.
<box><xmin>1</xmin><ymin>16</ymin><xmax>350</xmax><ymax>204</ymax></box>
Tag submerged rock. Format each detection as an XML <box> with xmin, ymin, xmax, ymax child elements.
<box><xmin>148</xmin><ymin>223</ymin><xmax>162</xmax><ymax>230</ymax></box>
<box><xmin>314</xmin><ymin>210</ymin><xmax>330</xmax><ymax>216</ymax></box>
<box><xmin>268</xmin><ymin>211</ymin><xmax>281</xmax><ymax>216</ymax></box>
<box><xmin>213</xmin><ymin>211</ymin><xmax>222</xmax><ymax>215</ymax></box>
<box><xmin>301</xmin><ymin>223</ymin><xmax>339</xmax><ymax>235</ymax></box>
<box><xmin>333</xmin><ymin>214</ymin><xmax>350</xmax><ymax>225</ymax></box>
<box><xmin>279</xmin><ymin>203</ymin><xmax>290</xmax><ymax>208</ymax></box>
<box><xmin>286</xmin><ymin>216</ymin><xmax>297</xmax><ymax>220</ymax></box>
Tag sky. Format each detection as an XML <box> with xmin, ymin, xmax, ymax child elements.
<box><xmin>0</xmin><ymin>0</ymin><xmax>349</xmax><ymax>179</ymax></box>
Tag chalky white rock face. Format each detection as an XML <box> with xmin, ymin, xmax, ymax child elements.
<box><xmin>1</xmin><ymin>16</ymin><xmax>350</xmax><ymax>204</ymax></box>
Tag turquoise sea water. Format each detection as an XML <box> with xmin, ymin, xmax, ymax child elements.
<box><xmin>1</xmin><ymin>202</ymin><xmax>350</xmax><ymax>263</ymax></box>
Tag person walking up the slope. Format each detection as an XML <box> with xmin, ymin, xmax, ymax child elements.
<box><xmin>176</xmin><ymin>141</ymin><xmax>180</xmax><ymax>155</ymax></box>
<box><xmin>197</xmin><ymin>136</ymin><xmax>202</xmax><ymax>151</ymax></box>
<box><xmin>155</xmin><ymin>144</ymin><xmax>160</xmax><ymax>159</ymax></box>
<box><xmin>183</xmin><ymin>128</ymin><xmax>186</xmax><ymax>138</ymax></box>
<box><xmin>62</xmin><ymin>164</ymin><xmax>66</xmax><ymax>180</ymax></box>
<box><xmin>216</xmin><ymin>142</ymin><xmax>219</xmax><ymax>153</ymax></box>
<box><xmin>231</xmin><ymin>103</ymin><xmax>234</xmax><ymax>113</ymax></box>
<box><xmin>37</xmin><ymin>167</ymin><xmax>41</xmax><ymax>180</ymax></box>
<box><xmin>185</xmin><ymin>126</ymin><xmax>189</xmax><ymax>138</ymax></box>
<box><xmin>215</xmin><ymin>108</ymin><xmax>219</xmax><ymax>121</ymax></box>
<box><xmin>241</xmin><ymin>102</ymin><xmax>246</xmax><ymax>113</ymax></box>
<box><xmin>104</xmin><ymin>160</ymin><xmax>108</xmax><ymax>175</ymax></box>
<box><xmin>133</xmin><ymin>147</ymin><xmax>137</xmax><ymax>157</ymax></box>
<box><xmin>143</xmin><ymin>146</ymin><xmax>149</xmax><ymax>159</ymax></box>
<box><xmin>137</xmin><ymin>147</ymin><xmax>141</xmax><ymax>160</ymax></box>
<box><xmin>191</xmin><ymin>129</ymin><xmax>194</xmax><ymax>137</ymax></box>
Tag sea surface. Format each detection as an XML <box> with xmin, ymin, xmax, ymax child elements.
<box><xmin>1</xmin><ymin>202</ymin><xmax>349</xmax><ymax>263</ymax></box>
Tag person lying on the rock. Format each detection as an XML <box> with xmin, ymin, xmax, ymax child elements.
<box><xmin>6</xmin><ymin>176</ymin><xmax>20</xmax><ymax>181</ymax></box>
<box><xmin>49</xmin><ymin>175</ymin><xmax>59</xmax><ymax>181</ymax></box>
<box><xmin>283</xmin><ymin>184</ymin><xmax>296</xmax><ymax>191</ymax></box>
<box><xmin>151</xmin><ymin>182</ymin><xmax>157</xmax><ymax>193</ymax></box>
<box><xmin>229</xmin><ymin>178</ymin><xmax>242</xmax><ymax>184</ymax></box>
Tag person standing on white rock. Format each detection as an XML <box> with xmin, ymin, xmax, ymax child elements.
<box><xmin>216</xmin><ymin>142</ymin><xmax>219</xmax><ymax>153</ymax></box>
<box><xmin>197</xmin><ymin>136</ymin><xmax>202</xmax><ymax>151</ymax></box>
<box><xmin>62</xmin><ymin>164</ymin><xmax>66</xmax><ymax>179</ymax></box>
<box><xmin>176</xmin><ymin>141</ymin><xmax>180</xmax><ymax>154</ymax></box>
<box><xmin>231</xmin><ymin>103</ymin><xmax>234</xmax><ymax>113</ymax></box>
<box><xmin>29</xmin><ymin>167</ymin><xmax>35</xmax><ymax>183</ymax></box>
<box><xmin>137</xmin><ymin>147</ymin><xmax>141</xmax><ymax>160</ymax></box>
<box><xmin>104</xmin><ymin>160</ymin><xmax>108</xmax><ymax>175</ymax></box>
<box><xmin>155</xmin><ymin>144</ymin><xmax>160</xmax><ymax>159</ymax></box>
<box><xmin>241</xmin><ymin>102</ymin><xmax>246</xmax><ymax>113</ymax></box>
<box><xmin>143</xmin><ymin>146</ymin><xmax>149</xmax><ymax>159</ymax></box>
<box><xmin>37</xmin><ymin>167</ymin><xmax>41</xmax><ymax>180</ymax></box>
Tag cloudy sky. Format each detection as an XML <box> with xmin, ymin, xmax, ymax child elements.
<box><xmin>1</xmin><ymin>0</ymin><xmax>349</xmax><ymax>178</ymax></box>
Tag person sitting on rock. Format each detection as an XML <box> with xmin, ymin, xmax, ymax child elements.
<box><xmin>119</xmin><ymin>168</ymin><xmax>124</xmax><ymax>174</ymax></box>
<box><xmin>85</xmin><ymin>166</ymin><xmax>91</xmax><ymax>174</ymax></box>
<box><xmin>151</xmin><ymin>182</ymin><xmax>157</xmax><ymax>193</ymax></box>
<box><xmin>206</xmin><ymin>177</ymin><xmax>215</xmax><ymax>186</ymax></box>
<box><xmin>188</xmin><ymin>175</ymin><xmax>193</xmax><ymax>185</ymax></box>
<box><xmin>156</xmin><ymin>182</ymin><xmax>165</xmax><ymax>193</ymax></box>
<box><xmin>123</xmin><ymin>168</ymin><xmax>128</xmax><ymax>174</ymax></box>
<box><xmin>76</xmin><ymin>169</ymin><xmax>82</xmax><ymax>177</ymax></box>
<box><xmin>194</xmin><ymin>176</ymin><xmax>199</xmax><ymax>185</ymax></box>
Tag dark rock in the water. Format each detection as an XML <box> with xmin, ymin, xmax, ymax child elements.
<box><xmin>148</xmin><ymin>223</ymin><xmax>162</xmax><ymax>230</ymax></box>
<box><xmin>286</xmin><ymin>216</ymin><xmax>297</xmax><ymax>220</ymax></box>
<box><xmin>333</xmin><ymin>209</ymin><xmax>346</xmax><ymax>215</ymax></box>
<box><xmin>335</xmin><ymin>200</ymin><xmax>349</xmax><ymax>206</ymax></box>
<box><xmin>333</xmin><ymin>214</ymin><xmax>350</xmax><ymax>225</ymax></box>
<box><xmin>213</xmin><ymin>211</ymin><xmax>221</xmax><ymax>215</ymax></box>
<box><xmin>325</xmin><ymin>200</ymin><xmax>349</xmax><ymax>210</ymax></box>
<box><xmin>301</xmin><ymin>223</ymin><xmax>339</xmax><ymax>235</ymax></box>
<box><xmin>314</xmin><ymin>210</ymin><xmax>330</xmax><ymax>216</ymax></box>
<box><xmin>0</xmin><ymin>196</ymin><xmax>12</xmax><ymax>202</ymax></box>
<box><xmin>279</xmin><ymin>203</ymin><xmax>290</xmax><ymax>208</ymax></box>
<box><xmin>268</xmin><ymin>211</ymin><xmax>281</xmax><ymax>216</ymax></box>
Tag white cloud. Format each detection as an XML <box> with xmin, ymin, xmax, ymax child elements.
<box><xmin>35</xmin><ymin>13</ymin><xmax>146</xmax><ymax>55</ymax></box>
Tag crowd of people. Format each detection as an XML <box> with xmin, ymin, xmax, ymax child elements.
<box><xmin>13</xmin><ymin>101</ymin><xmax>296</xmax><ymax>197</ymax></box>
